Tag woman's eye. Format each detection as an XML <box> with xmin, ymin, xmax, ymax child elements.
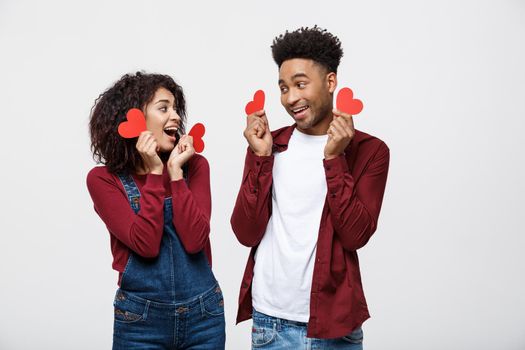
<box><xmin>160</xmin><ymin>107</ymin><xmax>167</xmax><ymax>112</ymax></box>
<box><xmin>298</xmin><ymin>82</ymin><xmax>306</xmax><ymax>88</ymax></box>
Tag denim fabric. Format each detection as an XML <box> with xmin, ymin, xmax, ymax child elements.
<box><xmin>113</xmin><ymin>285</ymin><xmax>225</xmax><ymax>349</ymax></box>
<box><xmin>113</xmin><ymin>174</ymin><xmax>225</xmax><ymax>349</ymax></box>
<box><xmin>251</xmin><ymin>309</ymin><xmax>363</xmax><ymax>350</ymax></box>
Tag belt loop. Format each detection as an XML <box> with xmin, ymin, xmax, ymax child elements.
<box><xmin>142</xmin><ymin>300</ymin><xmax>150</xmax><ymax>320</ymax></box>
<box><xmin>275</xmin><ymin>316</ymin><xmax>282</xmax><ymax>332</ymax></box>
<box><xmin>199</xmin><ymin>295</ymin><xmax>204</xmax><ymax>317</ymax></box>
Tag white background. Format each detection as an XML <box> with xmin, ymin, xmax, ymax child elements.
<box><xmin>1</xmin><ymin>1</ymin><xmax>524</xmax><ymax>349</ymax></box>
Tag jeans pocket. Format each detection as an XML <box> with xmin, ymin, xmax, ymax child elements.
<box><xmin>113</xmin><ymin>292</ymin><xmax>147</xmax><ymax>324</ymax></box>
<box><xmin>201</xmin><ymin>287</ymin><xmax>225</xmax><ymax>317</ymax></box>
<box><xmin>114</xmin><ymin>308</ymin><xmax>143</xmax><ymax>324</ymax></box>
<box><xmin>341</xmin><ymin>327</ymin><xmax>363</xmax><ymax>344</ymax></box>
<box><xmin>251</xmin><ymin>321</ymin><xmax>277</xmax><ymax>348</ymax></box>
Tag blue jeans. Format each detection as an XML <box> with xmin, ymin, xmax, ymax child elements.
<box><xmin>113</xmin><ymin>284</ymin><xmax>225</xmax><ymax>349</ymax></box>
<box><xmin>251</xmin><ymin>309</ymin><xmax>363</xmax><ymax>350</ymax></box>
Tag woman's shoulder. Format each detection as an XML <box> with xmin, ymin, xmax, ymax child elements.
<box><xmin>188</xmin><ymin>153</ymin><xmax>209</xmax><ymax>169</ymax></box>
<box><xmin>186</xmin><ymin>154</ymin><xmax>210</xmax><ymax>181</ymax></box>
<box><xmin>86</xmin><ymin>165</ymin><xmax>119</xmax><ymax>190</ymax></box>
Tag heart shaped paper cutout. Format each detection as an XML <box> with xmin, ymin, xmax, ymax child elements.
<box><xmin>336</xmin><ymin>87</ymin><xmax>363</xmax><ymax>115</ymax></box>
<box><xmin>245</xmin><ymin>90</ymin><xmax>265</xmax><ymax>115</ymax></box>
<box><xmin>118</xmin><ymin>108</ymin><xmax>147</xmax><ymax>138</ymax></box>
<box><xmin>188</xmin><ymin>123</ymin><xmax>205</xmax><ymax>153</ymax></box>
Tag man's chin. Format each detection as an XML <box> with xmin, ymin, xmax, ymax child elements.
<box><xmin>295</xmin><ymin>118</ymin><xmax>313</xmax><ymax>129</ymax></box>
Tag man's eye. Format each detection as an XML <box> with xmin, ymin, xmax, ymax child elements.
<box><xmin>160</xmin><ymin>107</ymin><xmax>167</xmax><ymax>112</ymax></box>
<box><xmin>298</xmin><ymin>82</ymin><xmax>306</xmax><ymax>88</ymax></box>
<box><xmin>280</xmin><ymin>87</ymin><xmax>288</xmax><ymax>93</ymax></box>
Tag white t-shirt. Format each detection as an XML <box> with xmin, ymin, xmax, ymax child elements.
<box><xmin>252</xmin><ymin>128</ymin><xmax>328</xmax><ymax>322</ymax></box>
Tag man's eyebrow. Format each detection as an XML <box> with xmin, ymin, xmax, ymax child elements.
<box><xmin>291</xmin><ymin>73</ymin><xmax>309</xmax><ymax>80</ymax></box>
<box><xmin>278</xmin><ymin>73</ymin><xmax>309</xmax><ymax>85</ymax></box>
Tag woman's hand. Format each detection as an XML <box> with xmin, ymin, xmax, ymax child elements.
<box><xmin>168</xmin><ymin>135</ymin><xmax>195</xmax><ymax>180</ymax></box>
<box><xmin>136</xmin><ymin>131</ymin><xmax>163</xmax><ymax>175</ymax></box>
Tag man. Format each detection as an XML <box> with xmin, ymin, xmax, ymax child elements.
<box><xmin>231</xmin><ymin>26</ymin><xmax>389</xmax><ymax>349</ymax></box>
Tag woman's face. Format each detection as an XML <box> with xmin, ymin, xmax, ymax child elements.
<box><xmin>144</xmin><ymin>87</ymin><xmax>181</xmax><ymax>153</ymax></box>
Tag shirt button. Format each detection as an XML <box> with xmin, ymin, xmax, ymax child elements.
<box><xmin>256</xmin><ymin>161</ymin><xmax>261</xmax><ymax>166</ymax></box>
<box><xmin>331</xmin><ymin>193</ymin><xmax>336</xmax><ymax>198</ymax></box>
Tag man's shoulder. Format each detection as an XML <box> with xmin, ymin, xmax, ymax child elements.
<box><xmin>353</xmin><ymin>129</ymin><xmax>389</xmax><ymax>154</ymax></box>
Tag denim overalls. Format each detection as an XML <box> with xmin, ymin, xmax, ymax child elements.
<box><xmin>112</xmin><ymin>173</ymin><xmax>225</xmax><ymax>350</ymax></box>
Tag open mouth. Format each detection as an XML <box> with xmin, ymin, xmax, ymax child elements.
<box><xmin>291</xmin><ymin>105</ymin><xmax>309</xmax><ymax>119</ymax></box>
<box><xmin>163</xmin><ymin>127</ymin><xmax>178</xmax><ymax>137</ymax></box>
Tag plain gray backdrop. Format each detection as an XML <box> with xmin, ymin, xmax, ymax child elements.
<box><xmin>1</xmin><ymin>0</ymin><xmax>524</xmax><ymax>349</ymax></box>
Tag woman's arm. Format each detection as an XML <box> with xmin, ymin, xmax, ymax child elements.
<box><xmin>86</xmin><ymin>167</ymin><xmax>165</xmax><ymax>258</ymax></box>
<box><xmin>170</xmin><ymin>155</ymin><xmax>212</xmax><ymax>254</ymax></box>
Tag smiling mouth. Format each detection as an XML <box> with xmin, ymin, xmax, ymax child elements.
<box><xmin>291</xmin><ymin>105</ymin><xmax>309</xmax><ymax>118</ymax></box>
<box><xmin>163</xmin><ymin>127</ymin><xmax>178</xmax><ymax>137</ymax></box>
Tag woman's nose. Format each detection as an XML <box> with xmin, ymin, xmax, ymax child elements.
<box><xmin>170</xmin><ymin>110</ymin><xmax>181</xmax><ymax>122</ymax></box>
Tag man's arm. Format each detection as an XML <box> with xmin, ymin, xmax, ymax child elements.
<box><xmin>324</xmin><ymin>142</ymin><xmax>390</xmax><ymax>251</ymax></box>
<box><xmin>230</xmin><ymin>149</ymin><xmax>274</xmax><ymax>247</ymax></box>
<box><xmin>231</xmin><ymin>109</ymin><xmax>274</xmax><ymax>247</ymax></box>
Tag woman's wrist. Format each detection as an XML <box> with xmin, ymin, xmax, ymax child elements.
<box><xmin>149</xmin><ymin>164</ymin><xmax>164</xmax><ymax>175</ymax></box>
<box><xmin>169</xmin><ymin>166</ymin><xmax>184</xmax><ymax>181</ymax></box>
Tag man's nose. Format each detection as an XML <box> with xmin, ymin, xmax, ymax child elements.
<box><xmin>286</xmin><ymin>89</ymin><xmax>300</xmax><ymax>106</ymax></box>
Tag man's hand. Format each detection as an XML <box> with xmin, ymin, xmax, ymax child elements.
<box><xmin>324</xmin><ymin>109</ymin><xmax>355</xmax><ymax>160</ymax></box>
<box><xmin>244</xmin><ymin>110</ymin><xmax>273</xmax><ymax>156</ymax></box>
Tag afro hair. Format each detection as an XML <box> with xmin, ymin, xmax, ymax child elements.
<box><xmin>271</xmin><ymin>25</ymin><xmax>344</xmax><ymax>73</ymax></box>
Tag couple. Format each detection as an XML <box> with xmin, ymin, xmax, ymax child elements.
<box><xmin>86</xmin><ymin>26</ymin><xmax>389</xmax><ymax>350</ymax></box>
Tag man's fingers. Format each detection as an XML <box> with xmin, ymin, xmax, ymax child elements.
<box><xmin>260</xmin><ymin>114</ymin><xmax>271</xmax><ymax>131</ymax></box>
<box><xmin>333</xmin><ymin>109</ymin><xmax>354</xmax><ymax>126</ymax></box>
<box><xmin>331</xmin><ymin>120</ymin><xmax>345</xmax><ymax>138</ymax></box>
<box><xmin>333</xmin><ymin>112</ymin><xmax>354</xmax><ymax>136</ymax></box>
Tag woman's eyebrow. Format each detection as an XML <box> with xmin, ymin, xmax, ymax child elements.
<box><xmin>154</xmin><ymin>99</ymin><xmax>172</xmax><ymax>105</ymax></box>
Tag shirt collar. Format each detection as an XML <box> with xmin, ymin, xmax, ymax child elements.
<box><xmin>271</xmin><ymin>123</ymin><xmax>366</xmax><ymax>153</ymax></box>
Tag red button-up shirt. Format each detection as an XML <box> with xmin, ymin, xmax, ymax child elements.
<box><xmin>231</xmin><ymin>124</ymin><xmax>390</xmax><ymax>339</ymax></box>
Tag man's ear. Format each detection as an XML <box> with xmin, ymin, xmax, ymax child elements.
<box><xmin>327</xmin><ymin>72</ymin><xmax>337</xmax><ymax>94</ymax></box>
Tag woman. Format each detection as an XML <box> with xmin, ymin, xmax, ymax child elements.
<box><xmin>87</xmin><ymin>72</ymin><xmax>225</xmax><ymax>349</ymax></box>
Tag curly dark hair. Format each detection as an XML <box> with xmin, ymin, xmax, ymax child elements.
<box><xmin>89</xmin><ymin>72</ymin><xmax>187</xmax><ymax>174</ymax></box>
<box><xmin>271</xmin><ymin>25</ymin><xmax>344</xmax><ymax>73</ymax></box>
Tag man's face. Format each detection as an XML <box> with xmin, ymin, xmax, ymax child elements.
<box><xmin>278</xmin><ymin>58</ymin><xmax>337</xmax><ymax>135</ymax></box>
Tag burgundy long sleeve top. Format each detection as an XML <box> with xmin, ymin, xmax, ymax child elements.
<box><xmin>86</xmin><ymin>154</ymin><xmax>212</xmax><ymax>285</ymax></box>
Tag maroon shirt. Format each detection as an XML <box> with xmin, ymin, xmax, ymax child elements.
<box><xmin>231</xmin><ymin>125</ymin><xmax>390</xmax><ymax>339</ymax></box>
<box><xmin>86</xmin><ymin>154</ymin><xmax>212</xmax><ymax>285</ymax></box>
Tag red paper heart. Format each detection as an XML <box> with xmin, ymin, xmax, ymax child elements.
<box><xmin>245</xmin><ymin>90</ymin><xmax>265</xmax><ymax>115</ymax></box>
<box><xmin>118</xmin><ymin>108</ymin><xmax>147</xmax><ymax>138</ymax></box>
<box><xmin>188</xmin><ymin>123</ymin><xmax>206</xmax><ymax>153</ymax></box>
<box><xmin>336</xmin><ymin>87</ymin><xmax>363</xmax><ymax>115</ymax></box>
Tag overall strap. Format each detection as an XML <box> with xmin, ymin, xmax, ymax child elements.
<box><xmin>117</xmin><ymin>173</ymin><xmax>141</xmax><ymax>214</ymax></box>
